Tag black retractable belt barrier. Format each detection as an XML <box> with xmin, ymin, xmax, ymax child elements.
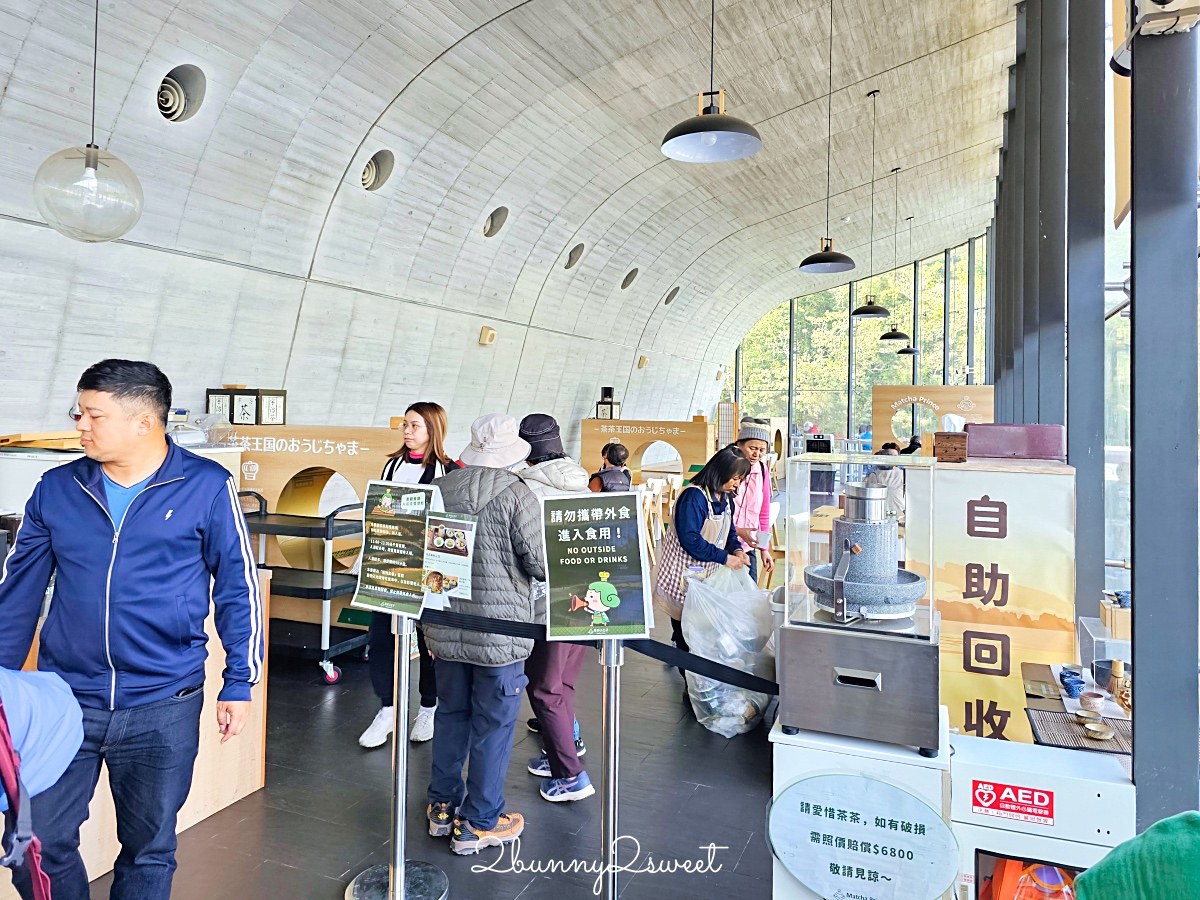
<box><xmin>417</xmin><ymin>609</ymin><xmax>780</xmax><ymax>696</ymax></box>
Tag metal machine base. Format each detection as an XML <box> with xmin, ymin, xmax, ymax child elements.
<box><xmin>344</xmin><ymin>862</ymin><xmax>449</xmax><ymax>900</ymax></box>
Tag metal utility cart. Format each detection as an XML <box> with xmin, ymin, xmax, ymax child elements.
<box><xmin>239</xmin><ymin>491</ymin><xmax>366</xmax><ymax>683</ymax></box>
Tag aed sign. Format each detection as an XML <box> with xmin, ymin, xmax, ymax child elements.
<box><xmin>971</xmin><ymin>779</ymin><xmax>1055</xmax><ymax>826</ymax></box>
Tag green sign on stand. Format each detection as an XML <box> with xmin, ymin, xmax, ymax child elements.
<box><xmin>541</xmin><ymin>492</ymin><xmax>652</xmax><ymax>641</ymax></box>
<box><xmin>351</xmin><ymin>481</ymin><xmax>439</xmax><ymax>619</ymax></box>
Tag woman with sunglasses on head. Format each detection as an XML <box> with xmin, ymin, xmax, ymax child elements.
<box><xmin>359</xmin><ymin>402</ymin><xmax>461</xmax><ymax>749</ymax></box>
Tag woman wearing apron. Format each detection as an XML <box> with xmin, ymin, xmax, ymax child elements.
<box><xmin>653</xmin><ymin>446</ymin><xmax>752</xmax><ymax>657</ymax></box>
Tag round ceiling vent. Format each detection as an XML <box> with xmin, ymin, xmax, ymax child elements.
<box><xmin>362</xmin><ymin>150</ymin><xmax>394</xmax><ymax>191</ymax></box>
<box><xmin>621</xmin><ymin>268</ymin><xmax>638</xmax><ymax>290</ymax></box>
<box><xmin>565</xmin><ymin>243</ymin><xmax>585</xmax><ymax>269</ymax></box>
<box><xmin>158</xmin><ymin>64</ymin><xmax>206</xmax><ymax>122</ymax></box>
<box><xmin>483</xmin><ymin>206</ymin><xmax>509</xmax><ymax>237</ymax></box>
<box><xmin>663</xmin><ymin>286</ymin><xmax>680</xmax><ymax>305</ymax></box>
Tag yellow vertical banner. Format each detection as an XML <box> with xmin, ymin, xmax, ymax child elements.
<box><xmin>908</xmin><ymin>463</ymin><xmax>1076</xmax><ymax>743</ymax></box>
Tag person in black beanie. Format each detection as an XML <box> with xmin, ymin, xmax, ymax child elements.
<box><xmin>516</xmin><ymin>414</ymin><xmax>595</xmax><ymax>803</ymax></box>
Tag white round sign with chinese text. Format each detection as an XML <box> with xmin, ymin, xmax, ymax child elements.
<box><xmin>768</xmin><ymin>774</ymin><xmax>958</xmax><ymax>900</ymax></box>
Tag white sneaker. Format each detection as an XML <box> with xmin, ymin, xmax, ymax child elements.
<box><xmin>359</xmin><ymin>706</ymin><xmax>394</xmax><ymax>748</ymax></box>
<box><xmin>410</xmin><ymin>705</ymin><xmax>436</xmax><ymax>743</ymax></box>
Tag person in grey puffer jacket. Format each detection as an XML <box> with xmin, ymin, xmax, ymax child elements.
<box><xmin>516</xmin><ymin>414</ymin><xmax>596</xmax><ymax>805</ymax></box>
<box><xmin>424</xmin><ymin>414</ymin><xmax>545</xmax><ymax>857</ymax></box>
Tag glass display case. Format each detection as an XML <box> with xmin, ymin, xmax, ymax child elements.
<box><xmin>777</xmin><ymin>452</ymin><xmax>942</xmax><ymax>753</ymax></box>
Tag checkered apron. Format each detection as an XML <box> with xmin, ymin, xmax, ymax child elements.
<box><xmin>653</xmin><ymin>485</ymin><xmax>731</xmax><ymax>620</ymax></box>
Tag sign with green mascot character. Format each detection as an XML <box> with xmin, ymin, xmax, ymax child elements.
<box><xmin>541</xmin><ymin>493</ymin><xmax>652</xmax><ymax>641</ymax></box>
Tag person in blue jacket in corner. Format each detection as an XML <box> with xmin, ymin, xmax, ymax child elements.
<box><xmin>0</xmin><ymin>359</ymin><xmax>263</xmax><ymax>900</ymax></box>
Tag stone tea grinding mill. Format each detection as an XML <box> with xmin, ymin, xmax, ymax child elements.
<box><xmin>803</xmin><ymin>482</ymin><xmax>926</xmax><ymax>621</ymax></box>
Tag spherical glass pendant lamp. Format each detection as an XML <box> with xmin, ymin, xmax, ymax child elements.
<box><xmin>31</xmin><ymin>0</ymin><xmax>143</xmax><ymax>243</ymax></box>
<box><xmin>661</xmin><ymin>0</ymin><xmax>762</xmax><ymax>164</ymax></box>
<box><xmin>34</xmin><ymin>145</ymin><xmax>143</xmax><ymax>243</ymax></box>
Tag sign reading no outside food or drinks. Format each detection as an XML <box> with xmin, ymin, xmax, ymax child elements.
<box><xmin>541</xmin><ymin>493</ymin><xmax>652</xmax><ymax>641</ymax></box>
<box><xmin>768</xmin><ymin>774</ymin><xmax>958</xmax><ymax>900</ymax></box>
<box><xmin>351</xmin><ymin>481</ymin><xmax>440</xmax><ymax>619</ymax></box>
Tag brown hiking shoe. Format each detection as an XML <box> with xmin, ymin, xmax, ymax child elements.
<box><xmin>450</xmin><ymin>812</ymin><xmax>525</xmax><ymax>855</ymax></box>
<box><xmin>427</xmin><ymin>802</ymin><xmax>455</xmax><ymax>837</ymax></box>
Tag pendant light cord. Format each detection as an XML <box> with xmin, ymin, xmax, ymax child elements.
<box><xmin>893</xmin><ymin>169</ymin><xmax>900</xmax><ymax>270</ymax></box>
<box><xmin>868</xmin><ymin>90</ymin><xmax>877</xmax><ymax>276</ymax></box>
<box><xmin>824</xmin><ymin>0</ymin><xmax>834</xmax><ymax>237</ymax></box>
<box><xmin>90</xmin><ymin>0</ymin><xmax>98</xmax><ymax>147</ymax></box>
<box><xmin>710</xmin><ymin>0</ymin><xmax>716</xmax><ymax>96</ymax></box>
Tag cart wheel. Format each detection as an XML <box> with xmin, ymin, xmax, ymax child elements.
<box><xmin>323</xmin><ymin>666</ymin><xmax>342</xmax><ymax>685</ymax></box>
<box><xmin>361</xmin><ymin>645</ymin><xmax>370</xmax><ymax>663</ymax></box>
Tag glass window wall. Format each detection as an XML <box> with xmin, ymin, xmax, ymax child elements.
<box><xmin>729</xmin><ymin>235</ymin><xmax>988</xmax><ymax>441</ymax></box>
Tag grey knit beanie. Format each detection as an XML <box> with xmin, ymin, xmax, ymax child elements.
<box><xmin>737</xmin><ymin>418</ymin><xmax>771</xmax><ymax>445</ymax></box>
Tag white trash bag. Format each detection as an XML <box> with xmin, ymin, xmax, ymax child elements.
<box><xmin>681</xmin><ymin>566</ymin><xmax>774</xmax><ymax>738</ymax></box>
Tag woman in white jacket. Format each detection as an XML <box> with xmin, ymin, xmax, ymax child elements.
<box><xmin>516</xmin><ymin>414</ymin><xmax>595</xmax><ymax>803</ymax></box>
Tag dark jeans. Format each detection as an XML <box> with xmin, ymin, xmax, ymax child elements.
<box><xmin>10</xmin><ymin>687</ymin><xmax>203</xmax><ymax>900</ymax></box>
<box><xmin>369</xmin><ymin>613</ymin><xmax>436</xmax><ymax>708</ymax></box>
<box><xmin>427</xmin><ymin>660</ymin><xmax>526</xmax><ymax>831</ymax></box>
<box><xmin>525</xmin><ymin>641</ymin><xmax>587</xmax><ymax>779</ymax></box>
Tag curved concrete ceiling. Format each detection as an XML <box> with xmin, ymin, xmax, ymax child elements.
<box><xmin>0</xmin><ymin>0</ymin><xmax>1013</xmax><ymax>439</ymax></box>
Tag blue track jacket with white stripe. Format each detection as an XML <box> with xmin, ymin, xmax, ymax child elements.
<box><xmin>0</xmin><ymin>440</ymin><xmax>263</xmax><ymax>710</ymax></box>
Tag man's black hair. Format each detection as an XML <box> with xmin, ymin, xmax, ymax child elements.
<box><xmin>603</xmin><ymin>443</ymin><xmax>629</xmax><ymax>466</ymax></box>
<box><xmin>690</xmin><ymin>445</ymin><xmax>751</xmax><ymax>493</ymax></box>
<box><xmin>76</xmin><ymin>359</ymin><xmax>172</xmax><ymax>425</ymax></box>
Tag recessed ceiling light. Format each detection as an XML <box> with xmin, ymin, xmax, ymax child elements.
<box><xmin>483</xmin><ymin>206</ymin><xmax>509</xmax><ymax>237</ymax></box>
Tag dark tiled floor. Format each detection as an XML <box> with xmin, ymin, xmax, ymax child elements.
<box><xmin>89</xmin><ymin>622</ymin><xmax>773</xmax><ymax>899</ymax></box>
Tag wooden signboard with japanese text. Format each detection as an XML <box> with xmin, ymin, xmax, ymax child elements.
<box><xmin>222</xmin><ymin>425</ymin><xmax>401</xmax><ymax>627</ymax></box>
<box><xmin>579</xmin><ymin>418</ymin><xmax>715</xmax><ymax>486</ymax></box>
<box><xmin>907</xmin><ymin>460</ymin><xmax>1076</xmax><ymax>744</ymax></box>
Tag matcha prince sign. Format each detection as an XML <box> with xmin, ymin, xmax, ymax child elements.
<box><xmin>541</xmin><ymin>492</ymin><xmax>652</xmax><ymax>641</ymax></box>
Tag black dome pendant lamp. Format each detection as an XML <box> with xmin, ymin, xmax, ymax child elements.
<box><xmin>853</xmin><ymin>89</ymin><xmax>887</xmax><ymax>317</ymax></box>
<box><xmin>800</xmin><ymin>0</ymin><xmax>855</xmax><ymax>274</ymax></box>
<box><xmin>661</xmin><ymin>0</ymin><xmax>762</xmax><ymax>163</ymax></box>
<box><xmin>897</xmin><ymin>344</ymin><xmax>921</xmax><ymax>356</ymax></box>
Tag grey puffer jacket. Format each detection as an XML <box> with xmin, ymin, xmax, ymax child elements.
<box><xmin>424</xmin><ymin>466</ymin><xmax>546</xmax><ymax>666</ymax></box>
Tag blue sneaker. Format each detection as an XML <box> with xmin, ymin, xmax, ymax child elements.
<box><xmin>527</xmin><ymin>754</ymin><xmax>552</xmax><ymax>777</ymax></box>
<box><xmin>540</xmin><ymin>771</ymin><xmax>595</xmax><ymax>803</ymax></box>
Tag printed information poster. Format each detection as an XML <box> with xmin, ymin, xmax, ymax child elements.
<box><xmin>422</xmin><ymin>511</ymin><xmax>477</xmax><ymax>611</ymax></box>
<box><xmin>542</xmin><ymin>492</ymin><xmax>651</xmax><ymax>641</ymax></box>
<box><xmin>351</xmin><ymin>481</ymin><xmax>440</xmax><ymax>618</ymax></box>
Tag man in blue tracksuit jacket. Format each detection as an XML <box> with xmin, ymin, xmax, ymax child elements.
<box><xmin>0</xmin><ymin>359</ymin><xmax>263</xmax><ymax>900</ymax></box>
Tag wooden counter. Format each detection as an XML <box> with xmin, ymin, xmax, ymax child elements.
<box><xmin>2</xmin><ymin>570</ymin><xmax>270</xmax><ymax>898</ymax></box>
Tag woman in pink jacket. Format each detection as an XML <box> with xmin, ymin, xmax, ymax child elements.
<box><xmin>731</xmin><ymin>419</ymin><xmax>775</xmax><ymax>584</ymax></box>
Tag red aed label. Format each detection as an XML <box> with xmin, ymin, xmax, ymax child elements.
<box><xmin>971</xmin><ymin>779</ymin><xmax>1055</xmax><ymax>826</ymax></box>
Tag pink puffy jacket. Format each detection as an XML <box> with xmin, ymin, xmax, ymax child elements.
<box><xmin>733</xmin><ymin>458</ymin><xmax>771</xmax><ymax>551</ymax></box>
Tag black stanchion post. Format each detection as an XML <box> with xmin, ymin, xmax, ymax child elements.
<box><xmin>346</xmin><ymin>617</ymin><xmax>449</xmax><ymax>900</ymax></box>
<box><xmin>600</xmin><ymin>639</ymin><xmax>623</xmax><ymax>900</ymax></box>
